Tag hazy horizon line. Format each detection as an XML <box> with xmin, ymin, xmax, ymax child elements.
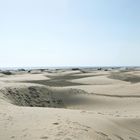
<box><xmin>0</xmin><ymin>66</ymin><xmax>140</xmax><ymax>70</ymax></box>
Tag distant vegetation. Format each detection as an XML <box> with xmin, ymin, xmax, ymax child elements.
<box><xmin>72</xmin><ymin>68</ymin><xmax>80</xmax><ymax>71</ymax></box>
<box><xmin>1</xmin><ymin>71</ymin><xmax>12</xmax><ymax>75</ymax></box>
<box><xmin>28</xmin><ymin>70</ymin><xmax>31</xmax><ymax>73</ymax></box>
<box><xmin>39</xmin><ymin>69</ymin><xmax>46</xmax><ymax>72</ymax></box>
<box><xmin>97</xmin><ymin>68</ymin><xmax>102</xmax><ymax>71</ymax></box>
<box><xmin>18</xmin><ymin>69</ymin><xmax>26</xmax><ymax>71</ymax></box>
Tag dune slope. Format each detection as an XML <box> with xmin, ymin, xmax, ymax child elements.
<box><xmin>0</xmin><ymin>69</ymin><xmax>140</xmax><ymax>140</ymax></box>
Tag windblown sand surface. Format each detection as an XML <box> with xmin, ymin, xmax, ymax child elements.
<box><xmin>0</xmin><ymin>68</ymin><xmax>140</xmax><ymax>140</ymax></box>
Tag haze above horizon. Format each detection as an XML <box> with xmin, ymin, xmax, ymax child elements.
<box><xmin>0</xmin><ymin>0</ymin><xmax>140</xmax><ymax>67</ymax></box>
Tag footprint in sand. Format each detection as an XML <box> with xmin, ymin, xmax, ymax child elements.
<box><xmin>64</xmin><ymin>138</ymin><xmax>72</xmax><ymax>140</ymax></box>
<box><xmin>23</xmin><ymin>134</ymin><xmax>27</xmax><ymax>137</ymax></box>
<box><xmin>80</xmin><ymin>110</ymin><xmax>86</xmax><ymax>113</ymax></box>
<box><xmin>96</xmin><ymin>131</ymin><xmax>112</xmax><ymax>140</ymax></box>
<box><xmin>40</xmin><ymin>136</ymin><xmax>49</xmax><ymax>139</ymax></box>
<box><xmin>96</xmin><ymin>131</ymin><xmax>108</xmax><ymax>137</ymax></box>
<box><xmin>11</xmin><ymin>136</ymin><xmax>15</xmax><ymax>139</ymax></box>
<box><xmin>22</xmin><ymin>128</ymin><xmax>28</xmax><ymax>132</ymax></box>
<box><xmin>129</xmin><ymin>137</ymin><xmax>138</xmax><ymax>140</ymax></box>
<box><xmin>97</xmin><ymin>112</ymin><xmax>104</xmax><ymax>115</ymax></box>
<box><xmin>53</xmin><ymin>122</ymin><xmax>59</xmax><ymax>125</ymax></box>
<box><xmin>114</xmin><ymin>134</ymin><xmax>124</xmax><ymax>140</ymax></box>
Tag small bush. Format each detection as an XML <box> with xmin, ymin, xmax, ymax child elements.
<box><xmin>28</xmin><ymin>70</ymin><xmax>31</xmax><ymax>73</ymax></box>
<box><xmin>97</xmin><ymin>68</ymin><xmax>102</xmax><ymax>70</ymax></box>
<box><xmin>72</xmin><ymin>68</ymin><xmax>80</xmax><ymax>71</ymax></box>
<box><xmin>2</xmin><ymin>71</ymin><xmax>12</xmax><ymax>75</ymax></box>
<box><xmin>18</xmin><ymin>69</ymin><xmax>26</xmax><ymax>71</ymax></box>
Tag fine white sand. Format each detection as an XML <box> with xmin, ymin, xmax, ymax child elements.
<box><xmin>0</xmin><ymin>69</ymin><xmax>140</xmax><ymax>140</ymax></box>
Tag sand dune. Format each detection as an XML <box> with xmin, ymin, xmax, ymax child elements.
<box><xmin>0</xmin><ymin>69</ymin><xmax>140</xmax><ymax>140</ymax></box>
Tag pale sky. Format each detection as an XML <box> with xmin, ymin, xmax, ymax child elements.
<box><xmin>0</xmin><ymin>0</ymin><xmax>140</xmax><ymax>67</ymax></box>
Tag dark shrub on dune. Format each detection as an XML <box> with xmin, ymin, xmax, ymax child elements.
<box><xmin>40</xmin><ymin>69</ymin><xmax>45</xmax><ymax>72</ymax></box>
<box><xmin>28</xmin><ymin>70</ymin><xmax>31</xmax><ymax>73</ymax></box>
<box><xmin>18</xmin><ymin>69</ymin><xmax>26</xmax><ymax>71</ymax></box>
<box><xmin>72</xmin><ymin>68</ymin><xmax>80</xmax><ymax>71</ymax></box>
<box><xmin>2</xmin><ymin>71</ymin><xmax>12</xmax><ymax>75</ymax></box>
<box><xmin>97</xmin><ymin>68</ymin><xmax>102</xmax><ymax>71</ymax></box>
